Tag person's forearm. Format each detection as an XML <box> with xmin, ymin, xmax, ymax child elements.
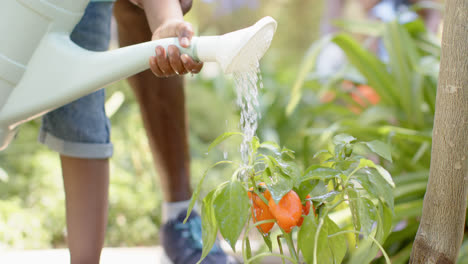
<box><xmin>140</xmin><ymin>0</ymin><xmax>184</xmax><ymax>32</ymax></box>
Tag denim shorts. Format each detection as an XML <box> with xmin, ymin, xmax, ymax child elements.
<box><xmin>39</xmin><ymin>2</ymin><xmax>114</xmax><ymax>159</ymax></box>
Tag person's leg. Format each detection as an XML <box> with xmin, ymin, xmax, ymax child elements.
<box><xmin>113</xmin><ymin>0</ymin><xmax>191</xmax><ymax>204</ymax></box>
<box><xmin>40</xmin><ymin>89</ymin><xmax>112</xmax><ymax>264</ymax></box>
<box><xmin>113</xmin><ymin>2</ymin><xmax>235</xmax><ymax>263</ymax></box>
<box><xmin>61</xmin><ymin>156</ymin><xmax>109</xmax><ymax>264</ymax></box>
<box><xmin>128</xmin><ymin>75</ymin><xmax>192</xmax><ymax>203</ymax></box>
<box><xmin>39</xmin><ymin>3</ymin><xmax>114</xmax><ymax>263</ymax></box>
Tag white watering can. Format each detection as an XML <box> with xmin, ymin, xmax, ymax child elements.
<box><xmin>0</xmin><ymin>0</ymin><xmax>277</xmax><ymax>151</ymax></box>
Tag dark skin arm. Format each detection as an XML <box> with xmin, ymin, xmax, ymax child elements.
<box><xmin>130</xmin><ymin>0</ymin><xmax>192</xmax><ymax>15</ymax></box>
<box><xmin>132</xmin><ymin>0</ymin><xmax>203</xmax><ymax>77</ymax></box>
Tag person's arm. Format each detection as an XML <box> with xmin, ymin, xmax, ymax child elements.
<box><xmin>140</xmin><ymin>0</ymin><xmax>184</xmax><ymax>29</ymax></box>
<box><xmin>132</xmin><ymin>0</ymin><xmax>203</xmax><ymax>77</ymax></box>
<box><xmin>130</xmin><ymin>0</ymin><xmax>192</xmax><ymax>15</ymax></box>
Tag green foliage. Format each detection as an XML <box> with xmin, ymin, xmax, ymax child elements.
<box><xmin>199</xmin><ymin>190</ymin><xmax>218</xmax><ymax>263</ymax></box>
<box><xmin>213</xmin><ymin>180</ymin><xmax>250</xmax><ymax>251</ymax></box>
<box><xmin>190</xmin><ymin>133</ymin><xmax>394</xmax><ymax>263</ymax></box>
<box><xmin>282</xmin><ymin>16</ymin><xmax>463</xmax><ymax>263</ymax></box>
<box><xmin>0</xmin><ymin>4</ymin><xmax>454</xmax><ymax>263</ymax></box>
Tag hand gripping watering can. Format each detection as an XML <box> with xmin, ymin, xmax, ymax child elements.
<box><xmin>0</xmin><ymin>0</ymin><xmax>277</xmax><ymax>151</ymax></box>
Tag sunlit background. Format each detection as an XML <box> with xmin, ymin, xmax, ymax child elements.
<box><xmin>2</xmin><ymin>0</ymin><xmax>466</xmax><ymax>263</ymax></box>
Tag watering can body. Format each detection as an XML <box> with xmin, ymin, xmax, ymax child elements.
<box><xmin>0</xmin><ymin>0</ymin><xmax>89</xmax><ymax>149</ymax></box>
<box><xmin>0</xmin><ymin>1</ymin><xmax>276</xmax><ymax>151</ymax></box>
<box><xmin>0</xmin><ymin>0</ymin><xmax>213</xmax><ymax>151</ymax></box>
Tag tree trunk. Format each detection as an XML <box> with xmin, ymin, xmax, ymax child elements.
<box><xmin>409</xmin><ymin>0</ymin><xmax>468</xmax><ymax>263</ymax></box>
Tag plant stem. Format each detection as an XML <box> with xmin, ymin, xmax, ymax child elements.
<box><xmin>313</xmin><ymin>217</ymin><xmax>325</xmax><ymax>264</ymax></box>
<box><xmin>277</xmin><ymin>235</ymin><xmax>286</xmax><ymax>264</ymax></box>
<box><xmin>283</xmin><ymin>231</ymin><xmax>300</xmax><ymax>263</ymax></box>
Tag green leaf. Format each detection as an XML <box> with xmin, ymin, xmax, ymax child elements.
<box><xmin>259</xmin><ymin>141</ymin><xmax>281</xmax><ymax>155</ymax></box>
<box><xmin>354</xmin><ymin>170</ymin><xmax>394</xmax><ymax>210</ymax></box>
<box><xmin>358</xmin><ymin>197</ymin><xmax>377</xmax><ymax>235</ymax></box>
<box><xmin>312</xmin><ymin>150</ymin><xmax>333</xmax><ymax>163</ymax></box>
<box><xmin>349</xmin><ymin>205</ymin><xmax>393</xmax><ymax>264</ymax></box>
<box><xmin>245</xmin><ymin>236</ymin><xmax>252</xmax><ymax>260</ymax></box>
<box><xmin>379</xmin><ymin>203</ymin><xmax>393</xmax><ymax>240</ymax></box>
<box><xmin>197</xmin><ymin>190</ymin><xmax>218</xmax><ymax>264</ymax></box>
<box><xmin>250</xmin><ymin>136</ymin><xmax>260</xmax><ymax>157</ymax></box>
<box><xmin>298</xmin><ymin>214</ymin><xmax>334</xmax><ymax>264</ymax></box>
<box><xmin>332</xmin><ymin>34</ymin><xmax>396</xmax><ymax>104</ymax></box>
<box><xmin>326</xmin><ymin>217</ymin><xmax>347</xmax><ymax>264</ymax></box>
<box><xmin>349</xmin><ymin>202</ymin><xmax>392</xmax><ymax>264</ymax></box>
<box><xmin>348</xmin><ymin>235</ymin><xmax>377</xmax><ymax>264</ymax></box>
<box><xmin>309</xmin><ymin>181</ymin><xmax>329</xmax><ymax>198</ymax></box>
<box><xmin>262</xmin><ymin>234</ymin><xmax>273</xmax><ymax>253</ymax></box>
<box><xmin>296</xmin><ymin>179</ymin><xmax>319</xmax><ymax>200</ymax></box>
<box><xmin>364</xmin><ymin>140</ymin><xmax>393</xmax><ymax>162</ymax></box>
<box><xmin>260</xmin><ymin>155</ymin><xmax>278</xmax><ymax>172</ymax></box>
<box><xmin>207</xmin><ymin>132</ymin><xmax>243</xmax><ymax>152</ymax></box>
<box><xmin>349</xmin><ymin>206</ymin><xmax>391</xmax><ymax>264</ymax></box>
<box><xmin>358</xmin><ymin>159</ymin><xmax>395</xmax><ymax>188</ymax></box>
<box><xmin>302</xmin><ymin>167</ymin><xmax>342</xmax><ymax>181</ymax></box>
<box><xmin>383</xmin><ymin>21</ymin><xmax>428</xmax><ymax>128</ymax></box>
<box><xmin>347</xmin><ymin>189</ymin><xmax>361</xmax><ymax>241</ymax></box>
<box><xmin>281</xmin><ymin>147</ymin><xmax>296</xmax><ymax>160</ymax></box>
<box><xmin>278</xmin><ymin>160</ymin><xmax>300</xmax><ymax>180</ymax></box>
<box><xmin>213</xmin><ymin>180</ymin><xmax>250</xmax><ymax>251</ymax></box>
<box><xmin>375</xmin><ymin>164</ymin><xmax>394</xmax><ymax>188</ymax></box>
<box><xmin>267</xmin><ymin>176</ymin><xmax>294</xmax><ymax>204</ymax></box>
<box><xmin>310</xmin><ymin>191</ymin><xmax>341</xmax><ymax>203</ymax></box>
<box><xmin>333</xmin><ymin>134</ymin><xmax>357</xmax><ymax>145</ymax></box>
<box><xmin>184</xmin><ymin>161</ymin><xmax>233</xmax><ymax>223</ymax></box>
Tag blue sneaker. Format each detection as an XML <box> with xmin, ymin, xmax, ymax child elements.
<box><xmin>160</xmin><ymin>211</ymin><xmax>238</xmax><ymax>264</ymax></box>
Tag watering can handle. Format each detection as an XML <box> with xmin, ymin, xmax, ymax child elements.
<box><xmin>152</xmin><ymin>37</ymin><xmax>200</xmax><ymax>61</ymax></box>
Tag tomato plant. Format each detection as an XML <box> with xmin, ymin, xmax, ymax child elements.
<box><xmin>185</xmin><ymin>133</ymin><xmax>395</xmax><ymax>264</ymax></box>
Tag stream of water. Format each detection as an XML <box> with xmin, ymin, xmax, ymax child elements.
<box><xmin>233</xmin><ymin>64</ymin><xmax>263</xmax><ymax>167</ymax></box>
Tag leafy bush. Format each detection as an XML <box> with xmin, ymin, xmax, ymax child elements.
<box><xmin>188</xmin><ymin>133</ymin><xmax>394</xmax><ymax>263</ymax></box>
<box><xmin>282</xmin><ymin>17</ymin><xmax>468</xmax><ymax>263</ymax></box>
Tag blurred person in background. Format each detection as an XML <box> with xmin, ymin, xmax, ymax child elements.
<box><xmin>317</xmin><ymin>0</ymin><xmax>442</xmax><ymax>77</ymax></box>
